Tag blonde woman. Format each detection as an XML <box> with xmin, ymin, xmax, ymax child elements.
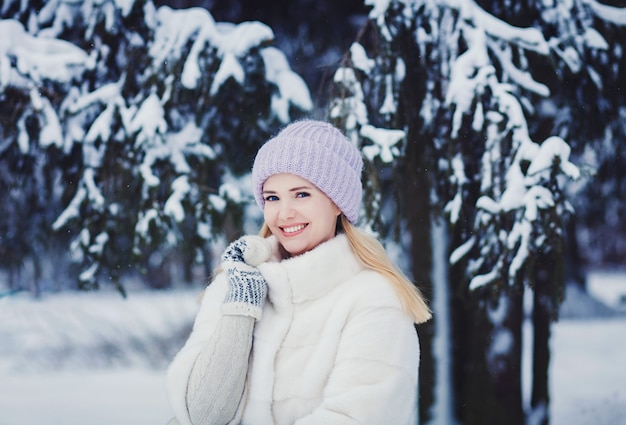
<box><xmin>167</xmin><ymin>120</ymin><xmax>431</xmax><ymax>425</ymax></box>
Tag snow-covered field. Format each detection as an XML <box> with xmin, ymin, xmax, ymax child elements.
<box><xmin>0</xmin><ymin>289</ymin><xmax>198</xmax><ymax>425</ymax></box>
<box><xmin>1</xmin><ymin>271</ymin><xmax>625</xmax><ymax>425</ymax></box>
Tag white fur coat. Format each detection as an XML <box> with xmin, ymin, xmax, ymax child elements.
<box><xmin>168</xmin><ymin>234</ymin><xmax>420</xmax><ymax>425</ymax></box>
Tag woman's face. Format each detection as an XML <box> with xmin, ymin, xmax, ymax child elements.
<box><xmin>262</xmin><ymin>173</ymin><xmax>341</xmax><ymax>257</ymax></box>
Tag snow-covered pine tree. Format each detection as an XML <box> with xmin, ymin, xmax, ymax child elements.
<box><xmin>0</xmin><ymin>16</ymin><xmax>93</xmax><ymax>295</ymax></box>
<box><xmin>329</xmin><ymin>0</ymin><xmax>603</xmax><ymax>424</ymax></box>
<box><xmin>547</xmin><ymin>0</ymin><xmax>626</xmax><ymax>274</ymax></box>
<box><xmin>0</xmin><ymin>0</ymin><xmax>312</xmax><ymax>294</ymax></box>
<box><xmin>480</xmin><ymin>2</ymin><xmax>626</xmax><ymax>422</ymax></box>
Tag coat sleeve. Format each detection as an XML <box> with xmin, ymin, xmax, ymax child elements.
<box><xmin>294</xmin><ymin>284</ymin><xmax>420</xmax><ymax>425</ymax></box>
<box><xmin>166</xmin><ymin>273</ymin><xmax>254</xmax><ymax>425</ymax></box>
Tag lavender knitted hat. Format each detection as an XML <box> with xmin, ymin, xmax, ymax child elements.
<box><xmin>252</xmin><ymin>120</ymin><xmax>363</xmax><ymax>223</ymax></box>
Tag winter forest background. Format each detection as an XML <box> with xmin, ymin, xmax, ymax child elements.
<box><xmin>1</xmin><ymin>0</ymin><xmax>625</xmax><ymax>424</ymax></box>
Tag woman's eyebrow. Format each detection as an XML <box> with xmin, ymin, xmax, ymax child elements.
<box><xmin>262</xmin><ymin>186</ymin><xmax>313</xmax><ymax>194</ymax></box>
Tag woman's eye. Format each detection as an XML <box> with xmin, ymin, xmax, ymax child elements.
<box><xmin>295</xmin><ymin>192</ymin><xmax>310</xmax><ymax>198</ymax></box>
<box><xmin>265</xmin><ymin>195</ymin><xmax>279</xmax><ymax>202</ymax></box>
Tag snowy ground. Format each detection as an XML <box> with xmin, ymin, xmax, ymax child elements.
<box><xmin>0</xmin><ymin>289</ymin><xmax>197</xmax><ymax>425</ymax></box>
<box><xmin>1</xmin><ymin>270</ymin><xmax>625</xmax><ymax>425</ymax></box>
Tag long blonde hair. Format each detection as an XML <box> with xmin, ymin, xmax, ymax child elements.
<box><xmin>259</xmin><ymin>215</ymin><xmax>432</xmax><ymax>324</ymax></box>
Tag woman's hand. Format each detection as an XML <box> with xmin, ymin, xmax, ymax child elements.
<box><xmin>221</xmin><ymin>236</ymin><xmax>272</xmax><ymax>319</ymax></box>
<box><xmin>221</xmin><ymin>235</ymin><xmax>272</xmax><ymax>267</ymax></box>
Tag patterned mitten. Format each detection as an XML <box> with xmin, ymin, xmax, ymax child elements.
<box><xmin>221</xmin><ymin>236</ymin><xmax>271</xmax><ymax>320</ymax></box>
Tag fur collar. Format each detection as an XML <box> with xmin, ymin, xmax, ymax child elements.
<box><xmin>259</xmin><ymin>234</ymin><xmax>365</xmax><ymax>304</ymax></box>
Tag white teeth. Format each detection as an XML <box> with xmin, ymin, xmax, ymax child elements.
<box><xmin>283</xmin><ymin>224</ymin><xmax>305</xmax><ymax>233</ymax></box>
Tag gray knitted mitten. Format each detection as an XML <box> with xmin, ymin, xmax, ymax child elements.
<box><xmin>221</xmin><ymin>236</ymin><xmax>271</xmax><ymax>320</ymax></box>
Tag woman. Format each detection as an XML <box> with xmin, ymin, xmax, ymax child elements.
<box><xmin>167</xmin><ymin>120</ymin><xmax>432</xmax><ymax>425</ymax></box>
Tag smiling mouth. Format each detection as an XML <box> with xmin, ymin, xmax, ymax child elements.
<box><xmin>281</xmin><ymin>224</ymin><xmax>307</xmax><ymax>234</ymax></box>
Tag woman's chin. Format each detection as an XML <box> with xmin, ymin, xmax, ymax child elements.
<box><xmin>279</xmin><ymin>239</ymin><xmax>309</xmax><ymax>257</ymax></box>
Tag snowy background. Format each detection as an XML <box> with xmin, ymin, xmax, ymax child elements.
<box><xmin>1</xmin><ymin>1</ymin><xmax>625</xmax><ymax>424</ymax></box>
<box><xmin>0</xmin><ymin>270</ymin><xmax>625</xmax><ymax>425</ymax></box>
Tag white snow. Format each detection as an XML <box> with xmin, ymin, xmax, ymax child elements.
<box><xmin>0</xmin><ymin>19</ymin><xmax>93</xmax><ymax>86</ymax></box>
<box><xmin>464</xmin><ymin>0</ymin><xmax>549</xmax><ymax>55</ymax></box>
<box><xmin>0</xmin><ymin>370</ymin><xmax>170</xmax><ymax>425</ymax></box>
<box><xmin>582</xmin><ymin>27</ymin><xmax>609</xmax><ymax>51</ymax></box>
<box><xmin>261</xmin><ymin>47</ymin><xmax>313</xmax><ymax>122</ymax></box>
<box><xmin>331</xmin><ymin>66</ymin><xmax>368</xmax><ymax>133</ymax></box>
<box><xmin>445</xmin><ymin>154</ymin><xmax>469</xmax><ymax>224</ymax></box>
<box><xmin>587</xmin><ymin>269</ymin><xmax>626</xmax><ymax>311</ymax></box>
<box><xmin>550</xmin><ymin>316</ymin><xmax>626</xmax><ymax>425</ymax></box>
<box><xmin>151</xmin><ymin>6</ymin><xmax>310</xmax><ymax>121</ymax></box>
<box><xmin>349</xmin><ymin>43</ymin><xmax>374</xmax><ymax>74</ymax></box>
<box><xmin>586</xmin><ymin>0</ymin><xmax>626</xmax><ymax>26</ymax></box>
<box><xmin>469</xmin><ymin>264</ymin><xmax>500</xmax><ymax>290</ymax></box>
<box><xmin>0</xmin><ymin>288</ymin><xmax>196</xmax><ymax>424</ymax></box>
<box><xmin>0</xmin><ymin>271</ymin><xmax>624</xmax><ymax>425</ymax></box>
<box><xmin>210</xmin><ymin>52</ymin><xmax>245</xmax><ymax>95</ymax></box>
<box><xmin>131</xmin><ymin>93</ymin><xmax>167</xmax><ymax>148</ymax></box>
<box><xmin>449</xmin><ymin>235</ymin><xmax>475</xmax><ymax>265</ymax></box>
<box><xmin>360</xmin><ymin>124</ymin><xmax>404</xmax><ymax>163</ymax></box>
<box><xmin>164</xmin><ymin>176</ymin><xmax>190</xmax><ymax>222</ymax></box>
<box><xmin>379</xmin><ymin>74</ymin><xmax>397</xmax><ymax>115</ymax></box>
<box><xmin>150</xmin><ymin>6</ymin><xmax>216</xmax><ymax>72</ymax></box>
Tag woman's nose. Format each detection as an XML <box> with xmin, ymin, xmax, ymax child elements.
<box><xmin>278</xmin><ymin>201</ymin><xmax>296</xmax><ymax>220</ymax></box>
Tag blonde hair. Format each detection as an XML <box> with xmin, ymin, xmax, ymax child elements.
<box><xmin>259</xmin><ymin>215</ymin><xmax>432</xmax><ymax>324</ymax></box>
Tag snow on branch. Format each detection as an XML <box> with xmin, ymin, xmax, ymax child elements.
<box><xmin>447</xmin><ymin>48</ymin><xmax>579</xmax><ymax>288</ymax></box>
<box><xmin>339</xmin><ymin>0</ymin><xmax>586</xmax><ymax>298</ymax></box>
<box><xmin>1</xmin><ymin>2</ymin><xmax>313</xmax><ymax>294</ymax></box>
<box><xmin>469</xmin><ymin>264</ymin><xmax>501</xmax><ymax>291</ymax></box>
<box><xmin>34</xmin><ymin>92</ymin><xmax>64</xmax><ymax>149</ymax></box>
<box><xmin>526</xmin><ymin>136</ymin><xmax>581</xmax><ymax>182</ymax></box>
<box><xmin>331</xmin><ymin>66</ymin><xmax>369</xmax><ymax>134</ymax></box>
<box><xmin>445</xmin><ymin>154</ymin><xmax>469</xmax><ymax>224</ymax></box>
<box><xmin>139</xmin><ymin>121</ymin><xmax>209</xmax><ymax>187</ymax></box>
<box><xmin>52</xmin><ymin>186</ymin><xmax>87</xmax><ymax>231</ymax></box>
<box><xmin>164</xmin><ymin>176</ymin><xmax>190</xmax><ymax>223</ymax></box>
<box><xmin>262</xmin><ymin>47</ymin><xmax>313</xmax><ymax>122</ymax></box>
<box><xmin>0</xmin><ymin>19</ymin><xmax>92</xmax><ymax>85</ymax></box>
<box><xmin>151</xmin><ymin>6</ymin><xmax>275</xmax><ymax>92</ymax></box>
<box><xmin>52</xmin><ymin>168</ymin><xmax>104</xmax><ymax>231</ymax></box>
<box><xmin>153</xmin><ymin>6</ymin><xmax>309</xmax><ymax>122</ymax></box>
<box><xmin>469</xmin><ymin>131</ymin><xmax>580</xmax><ymax>285</ymax></box>
<box><xmin>350</xmin><ymin>42</ymin><xmax>375</xmax><ymax>74</ymax></box>
<box><xmin>486</xmin><ymin>38</ymin><xmax>550</xmax><ymax>97</ymax></box>
<box><xmin>461</xmin><ymin>0</ymin><xmax>549</xmax><ymax>55</ymax></box>
<box><xmin>130</xmin><ymin>93</ymin><xmax>166</xmax><ymax>148</ymax></box>
<box><xmin>360</xmin><ymin>124</ymin><xmax>405</xmax><ymax>163</ymax></box>
<box><xmin>585</xmin><ymin>0</ymin><xmax>626</xmax><ymax>26</ymax></box>
<box><xmin>149</xmin><ymin>6</ymin><xmax>217</xmax><ymax>73</ymax></box>
<box><xmin>66</xmin><ymin>82</ymin><xmax>124</xmax><ymax>114</ymax></box>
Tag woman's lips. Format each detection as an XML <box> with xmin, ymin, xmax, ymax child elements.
<box><xmin>280</xmin><ymin>223</ymin><xmax>307</xmax><ymax>236</ymax></box>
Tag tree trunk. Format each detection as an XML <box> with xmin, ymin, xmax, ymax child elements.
<box><xmin>531</xmin><ymin>283</ymin><xmax>551</xmax><ymax>425</ymax></box>
<box><xmin>531</xmin><ymin>248</ymin><xmax>563</xmax><ymax>425</ymax></box>
<box><xmin>461</xmin><ymin>284</ymin><xmax>525</xmax><ymax>425</ymax></box>
<box><xmin>31</xmin><ymin>256</ymin><xmax>42</xmax><ymax>298</ymax></box>
<box><xmin>449</xmin><ymin>239</ymin><xmax>525</xmax><ymax>425</ymax></box>
<box><xmin>430</xmin><ymin>219</ymin><xmax>454</xmax><ymax>424</ymax></box>
<box><xmin>405</xmin><ymin>164</ymin><xmax>434</xmax><ymax>424</ymax></box>
<box><xmin>564</xmin><ymin>215</ymin><xmax>585</xmax><ymax>288</ymax></box>
<box><xmin>401</xmin><ymin>95</ymin><xmax>435</xmax><ymax>425</ymax></box>
<box><xmin>399</xmin><ymin>80</ymin><xmax>434</xmax><ymax>420</ymax></box>
<box><xmin>449</xmin><ymin>260</ymin><xmax>470</xmax><ymax>424</ymax></box>
<box><xmin>396</xmin><ymin>18</ymin><xmax>436</xmax><ymax>424</ymax></box>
